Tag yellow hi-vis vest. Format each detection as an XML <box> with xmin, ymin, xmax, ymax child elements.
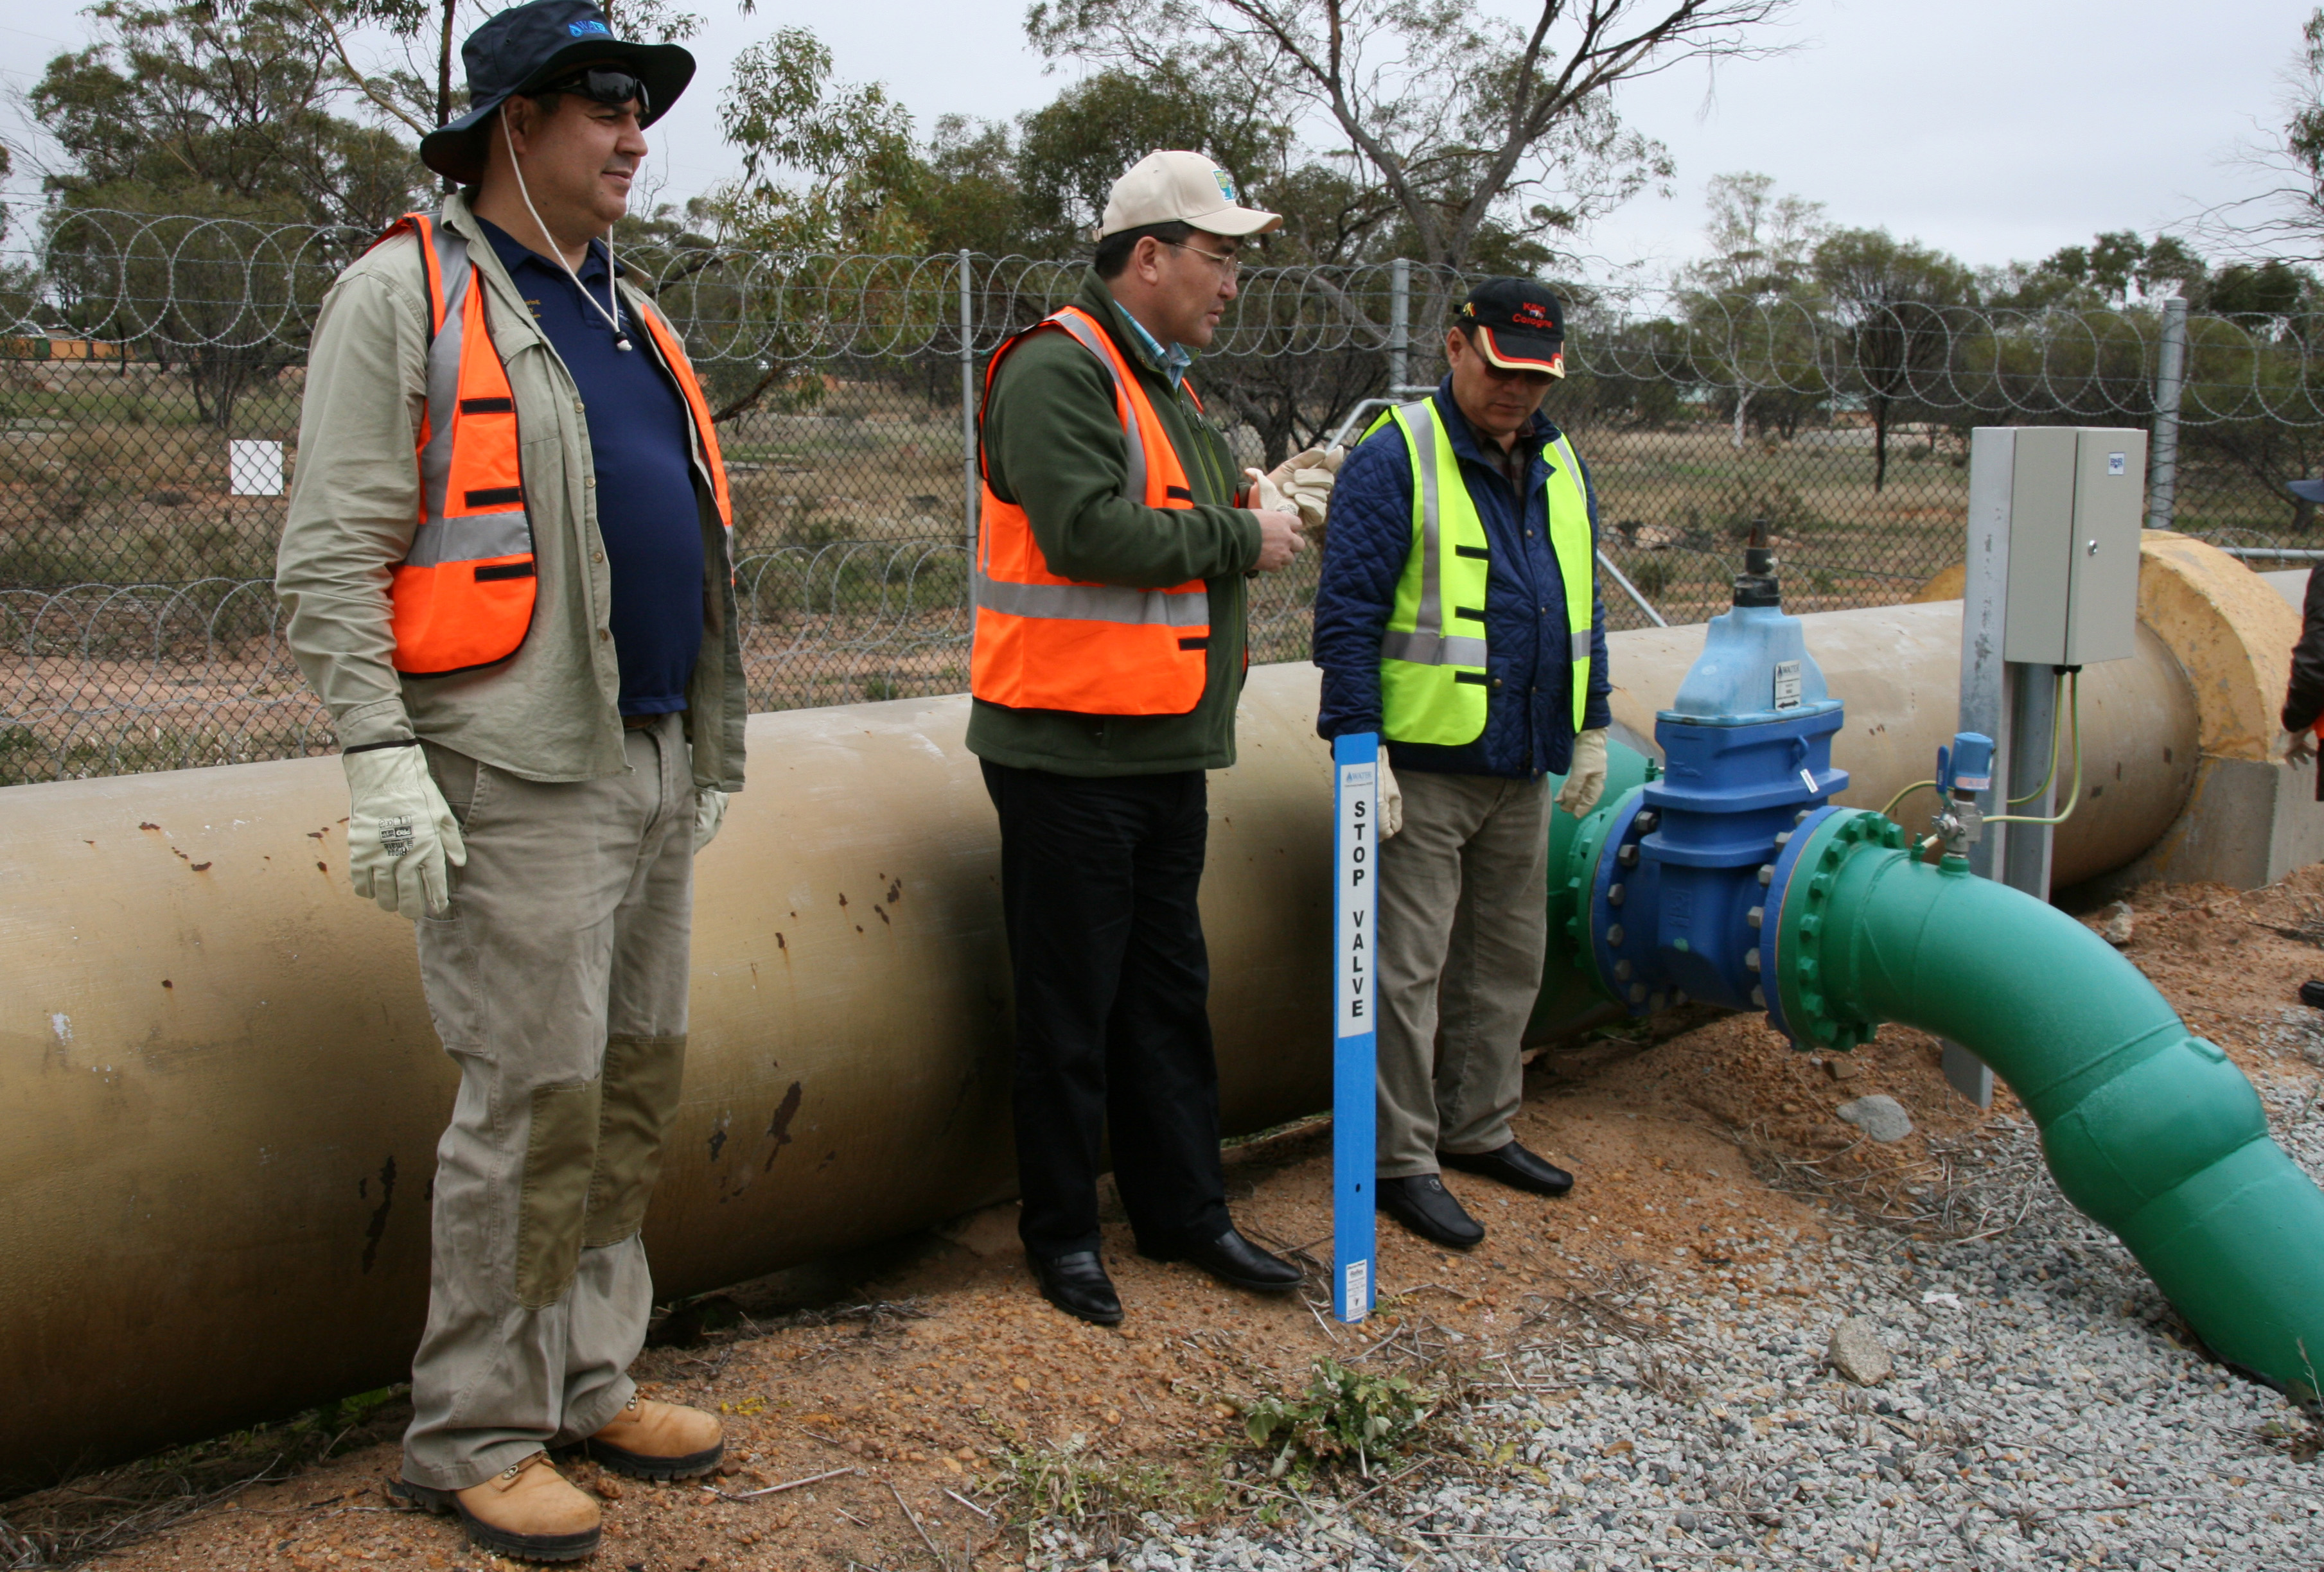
<box><xmin>1369</xmin><ymin>397</ymin><xmax>1596</xmax><ymax>747</ymax></box>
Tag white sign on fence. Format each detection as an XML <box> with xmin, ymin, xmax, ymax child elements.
<box><xmin>229</xmin><ymin>439</ymin><xmax>284</xmax><ymax>497</ymax></box>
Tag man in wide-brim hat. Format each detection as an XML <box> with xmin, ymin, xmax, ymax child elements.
<box><xmin>276</xmin><ymin>1</ymin><xmax>746</xmax><ymax>1559</ymax></box>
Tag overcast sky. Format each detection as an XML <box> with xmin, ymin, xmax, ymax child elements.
<box><xmin>0</xmin><ymin>0</ymin><xmax>2308</xmax><ymax>281</ymax></box>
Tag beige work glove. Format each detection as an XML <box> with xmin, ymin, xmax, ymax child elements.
<box><xmin>1244</xmin><ymin>466</ymin><xmax>1290</xmax><ymax>516</ymax></box>
<box><xmin>1377</xmin><ymin>753</ymin><xmax>1404</xmax><ymax>839</ymax></box>
<box><xmin>343</xmin><ymin>742</ymin><xmax>465</xmax><ymax>921</ymax></box>
<box><xmin>1555</xmin><ymin>728</ymin><xmax>1610</xmax><ymax>818</ymax></box>
<box><xmin>1266</xmin><ymin>446</ymin><xmax>1346</xmax><ymax>545</ymax></box>
<box><xmin>693</xmin><ymin>787</ymin><xmax>729</xmax><ymax>853</ymax></box>
<box><xmin>2282</xmin><ymin>728</ymin><xmax>2319</xmax><ymax>767</ymax></box>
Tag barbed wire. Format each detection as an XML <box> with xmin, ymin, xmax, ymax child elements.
<box><xmin>0</xmin><ymin>205</ymin><xmax>2312</xmax><ymax>426</ymax></box>
<box><xmin>1578</xmin><ymin>295</ymin><xmax>2324</xmax><ymax>428</ymax></box>
<box><xmin>0</xmin><ymin>205</ymin><xmax>1468</xmax><ymax>365</ymax></box>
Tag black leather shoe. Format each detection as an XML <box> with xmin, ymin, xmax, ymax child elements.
<box><xmin>1378</xmin><ymin>1175</ymin><xmax>1484</xmax><ymax>1248</ymax></box>
<box><xmin>1439</xmin><ymin>1140</ymin><xmax>1574</xmax><ymax>1197</ymax></box>
<box><xmin>1147</xmin><ymin>1227</ymin><xmax>1301</xmax><ymax>1293</ymax></box>
<box><xmin>1030</xmin><ymin>1251</ymin><xmax>1123</xmax><ymax>1325</ymax></box>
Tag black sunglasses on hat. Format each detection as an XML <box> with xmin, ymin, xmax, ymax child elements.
<box><xmin>538</xmin><ymin>67</ymin><xmax>651</xmax><ymax>111</ymax></box>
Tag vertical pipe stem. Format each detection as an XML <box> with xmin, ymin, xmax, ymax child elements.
<box><xmin>1959</xmin><ymin>427</ymin><xmax>2014</xmax><ymax>883</ymax></box>
<box><xmin>958</xmin><ymin>249</ymin><xmax>977</xmax><ymax>577</ymax></box>
<box><xmin>2147</xmin><ymin>297</ymin><xmax>2187</xmax><ymax>532</ymax></box>
<box><xmin>1388</xmin><ymin>258</ymin><xmax>1410</xmax><ymax>394</ymax></box>
<box><xmin>1950</xmin><ymin>425</ymin><xmax>2017</xmax><ymax>1107</ymax></box>
<box><xmin>2000</xmin><ymin>665</ymin><xmax>2059</xmax><ymax>900</ymax></box>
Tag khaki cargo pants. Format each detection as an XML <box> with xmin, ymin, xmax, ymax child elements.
<box><xmin>1376</xmin><ymin>768</ymin><xmax>1551</xmax><ymax>1179</ymax></box>
<box><xmin>401</xmin><ymin>715</ymin><xmax>694</xmax><ymax>1491</ymax></box>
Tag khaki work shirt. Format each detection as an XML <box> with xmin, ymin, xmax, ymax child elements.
<box><xmin>276</xmin><ymin>189</ymin><xmax>746</xmax><ymax>790</ymax></box>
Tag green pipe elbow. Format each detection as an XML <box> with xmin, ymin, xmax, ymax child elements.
<box><xmin>1773</xmin><ymin>809</ymin><xmax>2324</xmax><ymax>1395</ymax></box>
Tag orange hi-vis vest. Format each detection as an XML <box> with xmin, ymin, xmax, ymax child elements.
<box><xmin>372</xmin><ymin>210</ymin><xmax>734</xmax><ymax>677</ymax></box>
<box><xmin>971</xmin><ymin>306</ymin><xmax>1211</xmax><ymax>715</ymax></box>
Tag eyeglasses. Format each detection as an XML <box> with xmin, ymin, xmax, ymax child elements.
<box><xmin>1165</xmin><ymin>241</ymin><xmax>1242</xmax><ymax>281</ymax></box>
<box><xmin>536</xmin><ymin>68</ymin><xmax>649</xmax><ymax>114</ymax></box>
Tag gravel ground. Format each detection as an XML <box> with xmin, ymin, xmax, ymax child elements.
<box><xmin>1074</xmin><ymin>1021</ymin><xmax>2324</xmax><ymax>1572</ymax></box>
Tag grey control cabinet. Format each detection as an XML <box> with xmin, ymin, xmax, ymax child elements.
<box><xmin>1947</xmin><ymin>425</ymin><xmax>2147</xmax><ymax>1110</ymax></box>
<box><xmin>2000</xmin><ymin>426</ymin><xmax>2146</xmax><ymax>665</ymax></box>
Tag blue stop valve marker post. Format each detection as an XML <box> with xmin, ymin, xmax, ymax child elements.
<box><xmin>1332</xmin><ymin>731</ymin><xmax>1378</xmax><ymax>1323</ymax></box>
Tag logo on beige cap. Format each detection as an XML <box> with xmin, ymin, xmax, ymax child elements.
<box><xmin>1214</xmin><ymin>169</ymin><xmax>1237</xmax><ymax>202</ymax></box>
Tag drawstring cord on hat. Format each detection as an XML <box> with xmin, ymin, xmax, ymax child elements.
<box><xmin>502</xmin><ymin>107</ymin><xmax>632</xmax><ymax>351</ymax></box>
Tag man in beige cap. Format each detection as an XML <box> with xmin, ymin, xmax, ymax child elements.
<box><xmin>969</xmin><ymin>150</ymin><xmax>1334</xmax><ymax>1324</ymax></box>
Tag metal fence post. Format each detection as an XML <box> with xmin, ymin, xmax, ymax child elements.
<box><xmin>2147</xmin><ymin>296</ymin><xmax>2187</xmax><ymax>532</ymax></box>
<box><xmin>1388</xmin><ymin>258</ymin><xmax>1410</xmax><ymax>394</ymax></box>
<box><xmin>959</xmin><ymin>249</ymin><xmax>978</xmax><ymax>572</ymax></box>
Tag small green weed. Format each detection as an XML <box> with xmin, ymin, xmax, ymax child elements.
<box><xmin>2259</xmin><ymin>1340</ymin><xmax>2324</xmax><ymax>1461</ymax></box>
<box><xmin>983</xmin><ymin>1430</ymin><xmax>1226</xmax><ymax>1537</ymax></box>
<box><xmin>1239</xmin><ymin>1357</ymin><xmax>1437</xmax><ymax>1476</ymax></box>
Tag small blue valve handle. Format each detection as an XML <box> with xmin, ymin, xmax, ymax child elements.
<box><xmin>1942</xmin><ymin>731</ymin><xmax>1996</xmax><ymax>798</ymax></box>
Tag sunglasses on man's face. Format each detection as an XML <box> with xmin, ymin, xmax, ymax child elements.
<box><xmin>1477</xmin><ymin>357</ymin><xmax>1554</xmax><ymax>387</ymax></box>
<box><xmin>540</xmin><ymin>68</ymin><xmax>649</xmax><ymax>114</ymax></box>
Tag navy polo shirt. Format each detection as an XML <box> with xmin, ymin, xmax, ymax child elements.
<box><xmin>479</xmin><ymin>219</ymin><xmax>704</xmax><ymax>716</ymax></box>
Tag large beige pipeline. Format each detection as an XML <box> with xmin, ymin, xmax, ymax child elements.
<box><xmin>0</xmin><ymin>577</ymin><xmax>2223</xmax><ymax>1490</ymax></box>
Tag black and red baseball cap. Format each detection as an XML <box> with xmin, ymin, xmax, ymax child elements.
<box><xmin>1456</xmin><ymin>278</ymin><xmax>1566</xmax><ymax>378</ymax></box>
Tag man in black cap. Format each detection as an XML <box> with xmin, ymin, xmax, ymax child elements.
<box><xmin>275</xmin><ymin>1</ymin><xmax>743</xmax><ymax>1559</ymax></box>
<box><xmin>1312</xmin><ymin>279</ymin><xmax>1610</xmax><ymax>1251</ymax></box>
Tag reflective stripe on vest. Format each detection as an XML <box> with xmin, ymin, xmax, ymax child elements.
<box><xmin>373</xmin><ymin>211</ymin><xmax>733</xmax><ymax>676</ymax></box>
<box><xmin>1370</xmin><ymin>397</ymin><xmax>1596</xmax><ymax>747</ymax></box>
<box><xmin>380</xmin><ymin>211</ymin><xmax>534</xmax><ymax>676</ymax></box>
<box><xmin>969</xmin><ymin>305</ymin><xmax>1212</xmax><ymax>715</ymax></box>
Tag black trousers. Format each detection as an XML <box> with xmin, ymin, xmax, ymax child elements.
<box><xmin>981</xmin><ymin>760</ymin><xmax>1231</xmax><ymax>1261</ymax></box>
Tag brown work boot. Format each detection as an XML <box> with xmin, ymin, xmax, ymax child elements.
<box><xmin>585</xmin><ymin>1392</ymin><xmax>724</xmax><ymax>1480</ymax></box>
<box><xmin>392</xmin><ymin>1451</ymin><xmax>601</xmax><ymax>1563</ymax></box>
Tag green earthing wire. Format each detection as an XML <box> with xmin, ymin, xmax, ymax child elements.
<box><xmin>1880</xmin><ymin>778</ymin><xmax>1940</xmax><ymax>820</ymax></box>
<box><xmin>2007</xmin><ymin>668</ymin><xmax>2068</xmax><ymax>806</ymax></box>
<box><xmin>1985</xmin><ymin>670</ymin><xmax>2083</xmax><ymax>827</ymax></box>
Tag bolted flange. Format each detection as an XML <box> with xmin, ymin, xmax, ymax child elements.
<box><xmin>1768</xmin><ymin>808</ymin><xmax>1908</xmax><ymax>1051</ymax></box>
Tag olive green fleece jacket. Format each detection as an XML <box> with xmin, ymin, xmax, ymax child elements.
<box><xmin>967</xmin><ymin>270</ymin><xmax>1263</xmax><ymax>776</ymax></box>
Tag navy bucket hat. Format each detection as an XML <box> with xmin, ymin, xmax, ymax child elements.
<box><xmin>419</xmin><ymin>0</ymin><xmax>695</xmax><ymax>184</ymax></box>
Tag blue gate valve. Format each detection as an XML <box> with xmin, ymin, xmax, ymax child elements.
<box><xmin>1579</xmin><ymin>538</ymin><xmax>1848</xmax><ymax>1021</ymax></box>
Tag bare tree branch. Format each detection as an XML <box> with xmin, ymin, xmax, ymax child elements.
<box><xmin>299</xmin><ymin>0</ymin><xmax>432</xmax><ymax>135</ymax></box>
<box><xmin>1029</xmin><ymin>0</ymin><xmax>1793</xmax><ymax>268</ymax></box>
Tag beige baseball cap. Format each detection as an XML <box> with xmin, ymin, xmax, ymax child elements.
<box><xmin>1095</xmin><ymin>150</ymin><xmax>1281</xmax><ymax>241</ymax></box>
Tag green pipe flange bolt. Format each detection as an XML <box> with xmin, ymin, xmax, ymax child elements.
<box><xmin>1533</xmin><ymin>747</ymin><xmax>1659</xmax><ymax>1040</ymax></box>
<box><xmin>1551</xmin><ymin>785</ymin><xmax>1637</xmax><ymax>1003</ymax></box>
<box><xmin>1772</xmin><ymin>808</ymin><xmax>1908</xmax><ymax>1051</ymax></box>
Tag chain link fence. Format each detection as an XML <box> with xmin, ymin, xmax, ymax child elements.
<box><xmin>0</xmin><ymin>206</ymin><xmax>2314</xmax><ymax>785</ymax></box>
